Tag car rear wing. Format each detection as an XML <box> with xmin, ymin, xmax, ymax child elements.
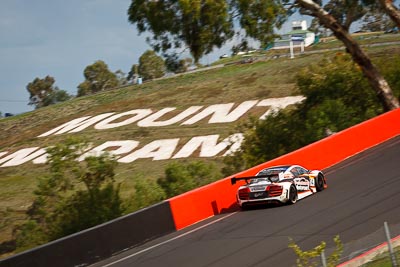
<box><xmin>231</xmin><ymin>174</ymin><xmax>276</xmax><ymax>185</ymax></box>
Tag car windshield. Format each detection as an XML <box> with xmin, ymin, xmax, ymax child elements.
<box><xmin>250</xmin><ymin>167</ymin><xmax>288</xmax><ymax>183</ymax></box>
<box><xmin>257</xmin><ymin>167</ymin><xmax>288</xmax><ymax>176</ymax></box>
<box><xmin>250</xmin><ymin>177</ymin><xmax>270</xmax><ymax>183</ymax></box>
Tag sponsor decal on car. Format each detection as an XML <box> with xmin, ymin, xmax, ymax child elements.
<box><xmin>250</xmin><ymin>186</ymin><xmax>266</xmax><ymax>192</ymax></box>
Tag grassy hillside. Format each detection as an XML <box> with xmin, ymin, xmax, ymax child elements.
<box><xmin>0</xmin><ymin>32</ymin><xmax>399</xmax><ymax>256</ymax></box>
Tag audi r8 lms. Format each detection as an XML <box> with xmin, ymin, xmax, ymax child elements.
<box><xmin>231</xmin><ymin>165</ymin><xmax>327</xmax><ymax>208</ymax></box>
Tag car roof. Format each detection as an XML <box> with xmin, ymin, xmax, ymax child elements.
<box><xmin>256</xmin><ymin>165</ymin><xmax>291</xmax><ymax>175</ymax></box>
<box><xmin>264</xmin><ymin>165</ymin><xmax>292</xmax><ymax>171</ymax></box>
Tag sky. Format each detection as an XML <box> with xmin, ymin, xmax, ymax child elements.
<box><xmin>0</xmin><ymin>0</ymin><xmax>302</xmax><ymax>115</ymax></box>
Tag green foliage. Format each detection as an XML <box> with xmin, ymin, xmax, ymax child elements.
<box><xmin>13</xmin><ymin>220</ymin><xmax>47</xmax><ymax>252</ymax></box>
<box><xmin>127</xmin><ymin>64</ymin><xmax>139</xmax><ymax>83</ymax></box>
<box><xmin>380</xmin><ymin>55</ymin><xmax>400</xmax><ymax>93</ymax></box>
<box><xmin>138</xmin><ymin>50</ymin><xmax>166</xmax><ymax>80</ymax></box>
<box><xmin>27</xmin><ymin>76</ymin><xmax>69</xmax><ymax>109</ymax></box>
<box><xmin>361</xmin><ymin>13</ymin><xmax>395</xmax><ymax>32</ymax></box>
<box><xmin>289</xmin><ymin>238</ymin><xmax>326</xmax><ymax>267</ymax></box>
<box><xmin>13</xmin><ymin>137</ymin><xmax>124</xmax><ymax>249</ymax></box>
<box><xmin>223</xmin><ymin>53</ymin><xmax>400</xmax><ymax>175</ymax></box>
<box><xmin>164</xmin><ymin>53</ymin><xmax>193</xmax><ymax>73</ymax></box>
<box><xmin>288</xmin><ymin>235</ymin><xmax>343</xmax><ymax>267</ymax></box>
<box><xmin>157</xmin><ymin>161</ymin><xmax>222</xmax><ymax>198</ymax></box>
<box><xmin>232</xmin><ymin>0</ymin><xmax>288</xmax><ymax>47</ymax></box>
<box><xmin>115</xmin><ymin>69</ymin><xmax>128</xmax><ymax>86</ymax></box>
<box><xmin>128</xmin><ymin>0</ymin><xmax>233</xmax><ymax>63</ymax></box>
<box><xmin>77</xmin><ymin>60</ymin><xmax>119</xmax><ymax>96</ymax></box>
<box><xmin>42</xmin><ymin>88</ymin><xmax>72</xmax><ymax>107</ymax></box>
<box><xmin>297</xmin><ymin>54</ymin><xmax>384</xmax><ymax>127</ymax></box>
<box><xmin>51</xmin><ymin>182</ymin><xmax>123</xmax><ymax>238</ymax></box>
<box><xmin>323</xmin><ymin>0</ymin><xmax>368</xmax><ymax>30</ymax></box>
<box><xmin>126</xmin><ymin>176</ymin><xmax>166</xmax><ymax>212</ymax></box>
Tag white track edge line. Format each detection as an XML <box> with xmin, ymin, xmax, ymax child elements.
<box><xmin>101</xmin><ymin>212</ymin><xmax>238</xmax><ymax>267</ymax></box>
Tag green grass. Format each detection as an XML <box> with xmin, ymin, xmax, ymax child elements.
<box><xmin>362</xmin><ymin>245</ymin><xmax>400</xmax><ymax>267</ymax></box>
<box><xmin>212</xmin><ymin>32</ymin><xmax>400</xmax><ymax>64</ymax></box>
<box><xmin>0</xmin><ymin>33</ymin><xmax>399</xmax><ymax>257</ymax></box>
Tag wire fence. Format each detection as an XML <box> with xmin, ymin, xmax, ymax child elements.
<box><xmin>326</xmin><ymin>221</ymin><xmax>400</xmax><ymax>267</ymax></box>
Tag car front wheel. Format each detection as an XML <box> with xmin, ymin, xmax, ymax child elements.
<box><xmin>316</xmin><ymin>173</ymin><xmax>325</xmax><ymax>192</ymax></box>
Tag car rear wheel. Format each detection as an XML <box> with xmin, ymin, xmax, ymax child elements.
<box><xmin>316</xmin><ymin>173</ymin><xmax>325</xmax><ymax>192</ymax></box>
<box><xmin>287</xmin><ymin>185</ymin><xmax>298</xmax><ymax>205</ymax></box>
<box><xmin>240</xmin><ymin>203</ymin><xmax>248</xmax><ymax>210</ymax></box>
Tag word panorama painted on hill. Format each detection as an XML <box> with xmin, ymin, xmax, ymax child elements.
<box><xmin>0</xmin><ymin>96</ymin><xmax>304</xmax><ymax>168</ymax></box>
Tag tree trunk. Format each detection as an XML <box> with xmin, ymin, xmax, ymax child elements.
<box><xmin>296</xmin><ymin>0</ymin><xmax>400</xmax><ymax>111</ymax></box>
<box><xmin>379</xmin><ymin>0</ymin><xmax>400</xmax><ymax>28</ymax></box>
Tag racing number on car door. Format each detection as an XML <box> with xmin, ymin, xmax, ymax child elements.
<box><xmin>294</xmin><ymin>178</ymin><xmax>310</xmax><ymax>191</ymax></box>
<box><xmin>292</xmin><ymin>167</ymin><xmax>310</xmax><ymax>191</ymax></box>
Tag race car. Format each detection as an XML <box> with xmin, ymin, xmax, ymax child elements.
<box><xmin>231</xmin><ymin>165</ymin><xmax>327</xmax><ymax>208</ymax></box>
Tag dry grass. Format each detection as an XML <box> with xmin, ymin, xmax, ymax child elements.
<box><xmin>0</xmin><ymin>39</ymin><xmax>399</xmax><ymax>254</ymax></box>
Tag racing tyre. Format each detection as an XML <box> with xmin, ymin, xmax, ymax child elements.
<box><xmin>316</xmin><ymin>173</ymin><xmax>325</xmax><ymax>192</ymax></box>
<box><xmin>287</xmin><ymin>185</ymin><xmax>298</xmax><ymax>205</ymax></box>
<box><xmin>240</xmin><ymin>203</ymin><xmax>249</xmax><ymax>211</ymax></box>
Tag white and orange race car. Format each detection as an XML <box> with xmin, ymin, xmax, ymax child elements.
<box><xmin>231</xmin><ymin>165</ymin><xmax>327</xmax><ymax>208</ymax></box>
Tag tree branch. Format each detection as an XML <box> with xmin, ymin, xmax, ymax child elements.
<box><xmin>295</xmin><ymin>0</ymin><xmax>399</xmax><ymax>110</ymax></box>
<box><xmin>379</xmin><ymin>0</ymin><xmax>400</xmax><ymax>28</ymax></box>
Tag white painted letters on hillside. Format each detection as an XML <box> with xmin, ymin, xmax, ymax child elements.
<box><xmin>38</xmin><ymin>113</ymin><xmax>115</xmax><ymax>137</ymax></box>
<box><xmin>36</xmin><ymin>97</ymin><xmax>304</xmax><ymax>137</ymax></box>
<box><xmin>172</xmin><ymin>134</ymin><xmax>243</xmax><ymax>158</ymax></box>
<box><xmin>137</xmin><ymin>106</ymin><xmax>202</xmax><ymax>127</ymax></box>
<box><xmin>95</xmin><ymin>110</ymin><xmax>152</xmax><ymax>129</ymax></box>
<box><xmin>257</xmin><ymin>96</ymin><xmax>305</xmax><ymax>119</ymax></box>
<box><xmin>79</xmin><ymin>140</ymin><xmax>140</xmax><ymax>160</ymax></box>
<box><xmin>0</xmin><ymin>148</ymin><xmax>46</xmax><ymax>167</ymax></box>
<box><xmin>0</xmin><ymin>97</ymin><xmax>305</xmax><ymax>168</ymax></box>
<box><xmin>119</xmin><ymin>139</ymin><xmax>180</xmax><ymax>162</ymax></box>
<box><xmin>181</xmin><ymin>100</ymin><xmax>258</xmax><ymax>125</ymax></box>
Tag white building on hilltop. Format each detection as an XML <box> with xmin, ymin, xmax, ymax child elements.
<box><xmin>271</xmin><ymin>20</ymin><xmax>316</xmax><ymax>50</ymax></box>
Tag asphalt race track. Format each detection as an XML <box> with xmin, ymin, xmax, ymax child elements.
<box><xmin>91</xmin><ymin>135</ymin><xmax>400</xmax><ymax>267</ymax></box>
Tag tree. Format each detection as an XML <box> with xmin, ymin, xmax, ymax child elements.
<box><xmin>42</xmin><ymin>88</ymin><xmax>72</xmax><ymax>107</ymax></box>
<box><xmin>361</xmin><ymin>12</ymin><xmax>395</xmax><ymax>32</ymax></box>
<box><xmin>13</xmin><ymin>138</ymin><xmax>124</xmax><ymax>249</ymax></box>
<box><xmin>231</xmin><ymin>0</ymin><xmax>288</xmax><ymax>47</ymax></box>
<box><xmin>127</xmin><ymin>176</ymin><xmax>166</xmax><ymax>212</ymax></box>
<box><xmin>77</xmin><ymin>60</ymin><xmax>119</xmax><ymax>96</ymax></box>
<box><xmin>138</xmin><ymin>50</ymin><xmax>165</xmax><ymax>80</ymax></box>
<box><xmin>27</xmin><ymin>76</ymin><xmax>55</xmax><ymax>108</ymax></box>
<box><xmin>319</xmin><ymin>0</ymin><xmax>368</xmax><ymax>31</ymax></box>
<box><xmin>307</xmin><ymin>0</ymin><xmax>373</xmax><ymax>36</ymax></box>
<box><xmin>164</xmin><ymin>53</ymin><xmax>193</xmax><ymax>73</ymax></box>
<box><xmin>127</xmin><ymin>64</ymin><xmax>139</xmax><ymax>83</ymax></box>
<box><xmin>157</xmin><ymin>161</ymin><xmax>221</xmax><ymax>198</ymax></box>
<box><xmin>128</xmin><ymin>0</ymin><xmax>399</xmax><ymax>111</ymax></box>
<box><xmin>379</xmin><ymin>0</ymin><xmax>400</xmax><ymax>27</ymax></box>
<box><xmin>223</xmin><ymin>53</ymin><xmax>400</xmax><ymax>175</ymax></box>
<box><xmin>26</xmin><ymin>76</ymin><xmax>70</xmax><ymax>109</ymax></box>
<box><xmin>294</xmin><ymin>0</ymin><xmax>399</xmax><ymax>111</ymax></box>
<box><xmin>115</xmin><ymin>69</ymin><xmax>128</xmax><ymax>86</ymax></box>
<box><xmin>128</xmin><ymin>0</ymin><xmax>233</xmax><ymax>63</ymax></box>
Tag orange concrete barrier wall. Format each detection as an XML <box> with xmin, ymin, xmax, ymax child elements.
<box><xmin>169</xmin><ymin>109</ymin><xmax>400</xmax><ymax>230</ymax></box>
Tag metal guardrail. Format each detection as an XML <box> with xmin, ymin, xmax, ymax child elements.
<box><xmin>337</xmin><ymin>222</ymin><xmax>400</xmax><ymax>267</ymax></box>
<box><xmin>0</xmin><ymin>202</ymin><xmax>176</xmax><ymax>267</ymax></box>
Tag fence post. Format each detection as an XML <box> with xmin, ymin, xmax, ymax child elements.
<box><xmin>290</xmin><ymin>40</ymin><xmax>294</xmax><ymax>59</ymax></box>
<box><xmin>321</xmin><ymin>250</ymin><xmax>327</xmax><ymax>267</ymax></box>
<box><xmin>384</xmin><ymin>221</ymin><xmax>398</xmax><ymax>267</ymax></box>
